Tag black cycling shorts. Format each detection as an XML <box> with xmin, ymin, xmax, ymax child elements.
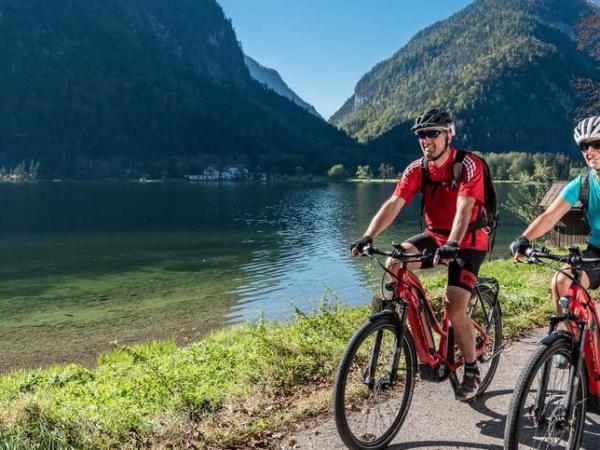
<box><xmin>404</xmin><ymin>232</ymin><xmax>486</xmax><ymax>293</ymax></box>
<box><xmin>583</xmin><ymin>245</ymin><xmax>600</xmax><ymax>290</ymax></box>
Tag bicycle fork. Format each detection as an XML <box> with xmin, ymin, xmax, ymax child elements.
<box><xmin>563</xmin><ymin>321</ymin><xmax>587</xmax><ymax>424</ymax></box>
<box><xmin>365</xmin><ymin>302</ymin><xmax>409</xmax><ymax>388</ymax></box>
<box><xmin>391</xmin><ymin>302</ymin><xmax>410</xmax><ymax>384</ymax></box>
<box><xmin>532</xmin><ymin>318</ymin><xmax>562</xmax><ymax>422</ymax></box>
<box><xmin>533</xmin><ymin>318</ymin><xmax>587</xmax><ymax>428</ymax></box>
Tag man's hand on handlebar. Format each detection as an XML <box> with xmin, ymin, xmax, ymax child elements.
<box><xmin>350</xmin><ymin>235</ymin><xmax>373</xmax><ymax>258</ymax></box>
<box><xmin>434</xmin><ymin>241</ymin><xmax>459</xmax><ymax>266</ymax></box>
<box><xmin>509</xmin><ymin>235</ymin><xmax>532</xmax><ymax>262</ymax></box>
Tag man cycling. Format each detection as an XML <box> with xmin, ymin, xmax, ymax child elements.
<box><xmin>351</xmin><ymin>108</ymin><xmax>489</xmax><ymax>401</ymax></box>
<box><xmin>510</xmin><ymin>116</ymin><xmax>600</xmax><ymax>350</ymax></box>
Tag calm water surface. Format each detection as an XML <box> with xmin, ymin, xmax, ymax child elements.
<box><xmin>0</xmin><ymin>181</ymin><xmax>526</xmax><ymax>370</ymax></box>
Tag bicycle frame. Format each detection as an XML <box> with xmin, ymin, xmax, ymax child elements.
<box><xmin>526</xmin><ymin>247</ymin><xmax>600</xmax><ymax>421</ymax></box>
<box><xmin>560</xmin><ymin>276</ymin><xmax>600</xmax><ymax>398</ymax></box>
<box><xmin>391</xmin><ymin>264</ymin><xmax>494</xmax><ymax>380</ymax></box>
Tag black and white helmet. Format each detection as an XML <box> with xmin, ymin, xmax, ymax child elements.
<box><xmin>574</xmin><ymin>116</ymin><xmax>600</xmax><ymax>144</ymax></box>
<box><xmin>411</xmin><ymin>108</ymin><xmax>456</xmax><ymax>135</ymax></box>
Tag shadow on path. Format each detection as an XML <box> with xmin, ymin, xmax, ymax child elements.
<box><xmin>389</xmin><ymin>388</ymin><xmax>600</xmax><ymax>450</ymax></box>
<box><xmin>389</xmin><ymin>440</ymin><xmax>502</xmax><ymax>450</ymax></box>
<box><xmin>471</xmin><ymin>388</ymin><xmax>511</xmax><ymax>441</ymax></box>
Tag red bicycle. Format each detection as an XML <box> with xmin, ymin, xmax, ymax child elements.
<box><xmin>334</xmin><ymin>243</ymin><xmax>502</xmax><ymax>450</ymax></box>
<box><xmin>505</xmin><ymin>246</ymin><xmax>600</xmax><ymax>450</ymax></box>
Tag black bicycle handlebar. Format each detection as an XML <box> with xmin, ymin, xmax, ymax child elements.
<box><xmin>362</xmin><ymin>243</ymin><xmax>432</xmax><ymax>262</ymax></box>
<box><xmin>526</xmin><ymin>247</ymin><xmax>600</xmax><ymax>267</ymax></box>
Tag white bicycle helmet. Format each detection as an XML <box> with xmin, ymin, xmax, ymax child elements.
<box><xmin>574</xmin><ymin>116</ymin><xmax>600</xmax><ymax>144</ymax></box>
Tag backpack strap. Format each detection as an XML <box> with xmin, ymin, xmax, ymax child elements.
<box><xmin>420</xmin><ymin>156</ymin><xmax>430</xmax><ymax>192</ymax></box>
<box><xmin>419</xmin><ymin>157</ymin><xmax>429</xmax><ymax>231</ymax></box>
<box><xmin>580</xmin><ymin>172</ymin><xmax>590</xmax><ymax>223</ymax></box>
<box><xmin>451</xmin><ymin>149</ymin><xmax>467</xmax><ymax>189</ymax></box>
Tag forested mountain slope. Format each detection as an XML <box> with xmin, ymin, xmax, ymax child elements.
<box><xmin>331</xmin><ymin>0</ymin><xmax>599</xmax><ymax>157</ymax></box>
<box><xmin>0</xmin><ymin>0</ymin><xmax>359</xmax><ymax>177</ymax></box>
<box><xmin>244</xmin><ymin>55</ymin><xmax>321</xmax><ymax>117</ymax></box>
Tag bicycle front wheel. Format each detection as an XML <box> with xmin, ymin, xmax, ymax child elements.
<box><xmin>504</xmin><ymin>338</ymin><xmax>586</xmax><ymax>450</ymax></box>
<box><xmin>468</xmin><ymin>284</ymin><xmax>502</xmax><ymax>395</ymax></box>
<box><xmin>333</xmin><ymin>315</ymin><xmax>416</xmax><ymax>450</ymax></box>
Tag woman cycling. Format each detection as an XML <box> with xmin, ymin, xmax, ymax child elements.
<box><xmin>510</xmin><ymin>116</ymin><xmax>600</xmax><ymax>344</ymax></box>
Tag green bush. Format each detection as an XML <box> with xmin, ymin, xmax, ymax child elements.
<box><xmin>327</xmin><ymin>164</ymin><xmax>349</xmax><ymax>180</ymax></box>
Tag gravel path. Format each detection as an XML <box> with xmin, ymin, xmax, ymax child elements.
<box><xmin>277</xmin><ymin>330</ymin><xmax>600</xmax><ymax>450</ymax></box>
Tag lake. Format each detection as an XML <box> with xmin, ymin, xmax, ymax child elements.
<box><xmin>0</xmin><ymin>180</ymin><xmax>527</xmax><ymax>371</ymax></box>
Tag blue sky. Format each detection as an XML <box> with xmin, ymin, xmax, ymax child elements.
<box><xmin>218</xmin><ymin>0</ymin><xmax>473</xmax><ymax>119</ymax></box>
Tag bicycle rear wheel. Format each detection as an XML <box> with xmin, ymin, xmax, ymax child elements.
<box><xmin>504</xmin><ymin>338</ymin><xmax>586</xmax><ymax>450</ymax></box>
<box><xmin>468</xmin><ymin>284</ymin><xmax>502</xmax><ymax>395</ymax></box>
<box><xmin>333</xmin><ymin>315</ymin><xmax>416</xmax><ymax>450</ymax></box>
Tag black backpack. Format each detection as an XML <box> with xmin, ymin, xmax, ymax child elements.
<box><xmin>419</xmin><ymin>150</ymin><xmax>499</xmax><ymax>251</ymax></box>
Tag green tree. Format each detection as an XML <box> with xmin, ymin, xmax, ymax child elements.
<box><xmin>356</xmin><ymin>165</ymin><xmax>373</xmax><ymax>180</ymax></box>
<box><xmin>378</xmin><ymin>163</ymin><xmax>396</xmax><ymax>180</ymax></box>
<box><xmin>576</xmin><ymin>11</ymin><xmax>600</xmax><ymax>116</ymax></box>
<box><xmin>327</xmin><ymin>164</ymin><xmax>348</xmax><ymax>180</ymax></box>
<box><xmin>509</xmin><ymin>153</ymin><xmax>534</xmax><ymax>179</ymax></box>
<box><xmin>28</xmin><ymin>159</ymin><xmax>41</xmax><ymax>179</ymax></box>
<box><xmin>12</xmin><ymin>161</ymin><xmax>27</xmax><ymax>179</ymax></box>
<box><xmin>531</xmin><ymin>165</ymin><xmax>556</xmax><ymax>183</ymax></box>
<box><xmin>504</xmin><ymin>182</ymin><xmax>549</xmax><ymax>224</ymax></box>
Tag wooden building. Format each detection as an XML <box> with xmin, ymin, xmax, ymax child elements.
<box><xmin>540</xmin><ymin>181</ymin><xmax>590</xmax><ymax>246</ymax></box>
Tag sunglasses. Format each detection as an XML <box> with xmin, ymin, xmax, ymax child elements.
<box><xmin>580</xmin><ymin>140</ymin><xmax>600</xmax><ymax>152</ymax></box>
<box><xmin>416</xmin><ymin>130</ymin><xmax>443</xmax><ymax>139</ymax></box>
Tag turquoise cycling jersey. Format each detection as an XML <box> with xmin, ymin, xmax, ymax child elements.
<box><xmin>560</xmin><ymin>170</ymin><xmax>600</xmax><ymax>248</ymax></box>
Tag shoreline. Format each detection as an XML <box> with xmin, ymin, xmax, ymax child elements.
<box><xmin>0</xmin><ymin>176</ymin><xmax>551</xmax><ymax>185</ymax></box>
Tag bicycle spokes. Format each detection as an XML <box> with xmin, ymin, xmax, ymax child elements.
<box><xmin>365</xmin><ymin>329</ymin><xmax>385</xmax><ymax>386</ymax></box>
<box><xmin>512</xmin><ymin>349</ymin><xmax>584</xmax><ymax>449</ymax></box>
<box><xmin>464</xmin><ymin>285</ymin><xmax>502</xmax><ymax>395</ymax></box>
<box><xmin>335</xmin><ymin>319</ymin><xmax>415</xmax><ymax>449</ymax></box>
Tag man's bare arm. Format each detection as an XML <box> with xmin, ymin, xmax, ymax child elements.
<box><xmin>351</xmin><ymin>195</ymin><xmax>406</xmax><ymax>258</ymax></box>
<box><xmin>364</xmin><ymin>195</ymin><xmax>406</xmax><ymax>239</ymax></box>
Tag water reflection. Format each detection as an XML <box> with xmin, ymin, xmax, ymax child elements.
<box><xmin>228</xmin><ymin>185</ymin><xmax>373</xmax><ymax>321</ymax></box>
<box><xmin>0</xmin><ymin>181</ymin><xmax>528</xmax><ymax>369</ymax></box>
<box><xmin>225</xmin><ymin>182</ymin><xmax>527</xmax><ymax>321</ymax></box>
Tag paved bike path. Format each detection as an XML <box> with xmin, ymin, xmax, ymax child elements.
<box><xmin>277</xmin><ymin>330</ymin><xmax>600</xmax><ymax>450</ymax></box>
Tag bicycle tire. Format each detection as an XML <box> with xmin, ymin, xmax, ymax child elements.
<box><xmin>333</xmin><ymin>315</ymin><xmax>417</xmax><ymax>450</ymax></box>
<box><xmin>504</xmin><ymin>338</ymin><xmax>586</xmax><ymax>450</ymax></box>
<box><xmin>469</xmin><ymin>284</ymin><xmax>502</xmax><ymax>396</ymax></box>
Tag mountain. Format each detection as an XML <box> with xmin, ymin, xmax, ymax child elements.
<box><xmin>575</xmin><ymin>7</ymin><xmax>600</xmax><ymax>116</ymax></box>
<box><xmin>244</xmin><ymin>55</ymin><xmax>321</xmax><ymax>118</ymax></box>
<box><xmin>330</xmin><ymin>0</ymin><xmax>600</xmax><ymax>159</ymax></box>
<box><xmin>0</xmin><ymin>0</ymin><xmax>358</xmax><ymax>178</ymax></box>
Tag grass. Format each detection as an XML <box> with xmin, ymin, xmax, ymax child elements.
<box><xmin>0</xmin><ymin>258</ymin><xmax>557</xmax><ymax>449</ymax></box>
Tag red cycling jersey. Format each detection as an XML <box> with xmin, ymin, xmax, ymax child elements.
<box><xmin>393</xmin><ymin>147</ymin><xmax>489</xmax><ymax>251</ymax></box>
